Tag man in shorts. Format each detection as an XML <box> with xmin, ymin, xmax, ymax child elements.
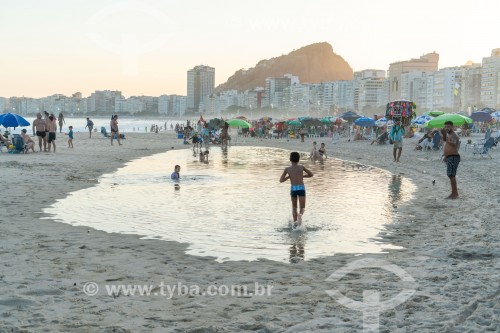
<box><xmin>390</xmin><ymin>119</ymin><xmax>405</xmax><ymax>162</ymax></box>
<box><xmin>443</xmin><ymin>121</ymin><xmax>461</xmax><ymax>199</ymax></box>
<box><xmin>32</xmin><ymin>112</ymin><xmax>47</xmax><ymax>152</ymax></box>
<box><xmin>47</xmin><ymin>115</ymin><xmax>57</xmax><ymax>152</ymax></box>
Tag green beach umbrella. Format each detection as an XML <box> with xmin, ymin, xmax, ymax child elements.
<box><xmin>227</xmin><ymin>118</ymin><xmax>251</xmax><ymax>128</ymax></box>
<box><xmin>287</xmin><ymin>120</ymin><xmax>302</xmax><ymax>126</ymax></box>
<box><xmin>428</xmin><ymin>110</ymin><xmax>445</xmax><ymax>117</ymax></box>
<box><xmin>423</xmin><ymin>113</ymin><xmax>473</xmax><ymax>129</ymax></box>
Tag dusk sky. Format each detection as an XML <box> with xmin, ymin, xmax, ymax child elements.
<box><xmin>1</xmin><ymin>0</ymin><xmax>499</xmax><ymax>98</ymax></box>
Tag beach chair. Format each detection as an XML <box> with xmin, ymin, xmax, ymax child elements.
<box><xmin>472</xmin><ymin>137</ymin><xmax>494</xmax><ymax>159</ymax></box>
<box><xmin>432</xmin><ymin>131</ymin><xmax>441</xmax><ymax>151</ymax></box>
<box><xmin>8</xmin><ymin>134</ymin><xmax>26</xmax><ymax>154</ymax></box>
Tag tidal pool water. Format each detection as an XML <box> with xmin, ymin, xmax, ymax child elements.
<box><xmin>44</xmin><ymin>146</ymin><xmax>415</xmax><ymax>263</ymax></box>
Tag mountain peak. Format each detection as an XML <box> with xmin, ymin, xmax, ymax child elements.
<box><xmin>217</xmin><ymin>42</ymin><xmax>353</xmax><ymax>92</ymax></box>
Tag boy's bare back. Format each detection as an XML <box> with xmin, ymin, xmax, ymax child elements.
<box><xmin>280</xmin><ymin>163</ymin><xmax>313</xmax><ymax>185</ymax></box>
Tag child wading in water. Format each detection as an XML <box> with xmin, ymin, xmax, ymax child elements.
<box><xmin>280</xmin><ymin>152</ymin><xmax>313</xmax><ymax>227</ymax></box>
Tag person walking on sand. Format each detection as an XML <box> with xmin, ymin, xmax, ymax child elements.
<box><xmin>110</xmin><ymin>115</ymin><xmax>122</xmax><ymax>146</ymax></box>
<box><xmin>58</xmin><ymin>112</ymin><xmax>65</xmax><ymax>133</ymax></box>
<box><xmin>32</xmin><ymin>112</ymin><xmax>47</xmax><ymax>152</ymax></box>
<box><xmin>443</xmin><ymin>121</ymin><xmax>461</xmax><ymax>199</ymax></box>
<box><xmin>280</xmin><ymin>152</ymin><xmax>313</xmax><ymax>227</ymax></box>
<box><xmin>85</xmin><ymin>117</ymin><xmax>94</xmax><ymax>138</ymax></box>
<box><xmin>390</xmin><ymin>119</ymin><xmax>405</xmax><ymax>162</ymax></box>
<box><xmin>47</xmin><ymin>115</ymin><xmax>57</xmax><ymax>152</ymax></box>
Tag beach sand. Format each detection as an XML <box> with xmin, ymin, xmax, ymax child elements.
<box><xmin>0</xmin><ymin>131</ymin><xmax>499</xmax><ymax>332</ymax></box>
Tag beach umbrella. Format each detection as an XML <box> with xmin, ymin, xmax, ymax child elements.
<box><xmin>470</xmin><ymin>111</ymin><xmax>492</xmax><ymax>122</ymax></box>
<box><xmin>287</xmin><ymin>120</ymin><xmax>302</xmax><ymax>126</ymax></box>
<box><xmin>428</xmin><ymin>110</ymin><xmax>445</xmax><ymax>117</ymax></box>
<box><xmin>412</xmin><ymin>115</ymin><xmax>433</xmax><ymax>126</ymax></box>
<box><xmin>339</xmin><ymin>111</ymin><xmax>361</xmax><ymax>122</ymax></box>
<box><xmin>0</xmin><ymin>113</ymin><xmax>31</xmax><ymax>128</ymax></box>
<box><xmin>260</xmin><ymin>116</ymin><xmax>272</xmax><ymax>121</ymax></box>
<box><xmin>423</xmin><ymin>114</ymin><xmax>473</xmax><ymax>129</ymax></box>
<box><xmin>375</xmin><ymin>117</ymin><xmax>387</xmax><ymax>127</ymax></box>
<box><xmin>478</xmin><ymin>107</ymin><xmax>496</xmax><ymax>114</ymax></box>
<box><xmin>320</xmin><ymin>116</ymin><xmax>337</xmax><ymax>123</ymax></box>
<box><xmin>0</xmin><ymin>113</ymin><xmax>30</xmax><ymax>128</ymax></box>
<box><xmin>227</xmin><ymin>118</ymin><xmax>251</xmax><ymax>128</ymax></box>
<box><xmin>490</xmin><ymin>111</ymin><xmax>500</xmax><ymax>120</ymax></box>
<box><xmin>354</xmin><ymin>116</ymin><xmax>375</xmax><ymax>127</ymax></box>
<box><xmin>235</xmin><ymin>115</ymin><xmax>247</xmax><ymax>120</ymax></box>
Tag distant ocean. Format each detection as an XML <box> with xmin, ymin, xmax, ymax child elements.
<box><xmin>6</xmin><ymin>117</ymin><xmax>195</xmax><ymax>135</ymax></box>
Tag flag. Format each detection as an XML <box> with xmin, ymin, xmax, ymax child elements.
<box><xmin>454</xmin><ymin>82</ymin><xmax>460</xmax><ymax>96</ymax></box>
<box><xmin>199</xmin><ymin>115</ymin><xmax>205</xmax><ymax>122</ymax></box>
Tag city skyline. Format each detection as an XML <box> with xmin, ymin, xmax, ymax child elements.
<box><xmin>1</xmin><ymin>0</ymin><xmax>499</xmax><ymax>98</ymax></box>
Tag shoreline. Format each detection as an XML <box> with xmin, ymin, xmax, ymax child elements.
<box><xmin>1</xmin><ymin>132</ymin><xmax>498</xmax><ymax>332</ymax></box>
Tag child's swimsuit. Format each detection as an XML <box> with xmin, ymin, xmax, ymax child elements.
<box><xmin>290</xmin><ymin>184</ymin><xmax>306</xmax><ymax>197</ymax></box>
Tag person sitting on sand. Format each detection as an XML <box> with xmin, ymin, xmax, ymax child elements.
<box><xmin>0</xmin><ymin>133</ymin><xmax>12</xmax><ymax>146</ymax></box>
<box><xmin>21</xmin><ymin>129</ymin><xmax>36</xmax><ymax>153</ymax></box>
<box><xmin>280</xmin><ymin>152</ymin><xmax>313</xmax><ymax>227</ymax></box>
<box><xmin>171</xmin><ymin>165</ymin><xmax>181</xmax><ymax>180</ymax></box>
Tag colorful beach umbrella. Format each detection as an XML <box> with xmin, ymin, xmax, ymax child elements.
<box><xmin>423</xmin><ymin>114</ymin><xmax>473</xmax><ymax>129</ymax></box>
<box><xmin>354</xmin><ymin>117</ymin><xmax>375</xmax><ymax>127</ymax></box>
<box><xmin>260</xmin><ymin>116</ymin><xmax>272</xmax><ymax>121</ymax></box>
<box><xmin>470</xmin><ymin>111</ymin><xmax>492</xmax><ymax>122</ymax></box>
<box><xmin>0</xmin><ymin>113</ymin><xmax>31</xmax><ymax>128</ymax></box>
<box><xmin>227</xmin><ymin>118</ymin><xmax>251</xmax><ymax>128</ymax></box>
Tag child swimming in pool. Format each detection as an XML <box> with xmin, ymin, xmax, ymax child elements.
<box><xmin>280</xmin><ymin>152</ymin><xmax>313</xmax><ymax>227</ymax></box>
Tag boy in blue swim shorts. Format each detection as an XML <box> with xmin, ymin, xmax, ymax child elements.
<box><xmin>280</xmin><ymin>152</ymin><xmax>313</xmax><ymax>226</ymax></box>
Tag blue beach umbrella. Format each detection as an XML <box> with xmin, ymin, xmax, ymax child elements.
<box><xmin>354</xmin><ymin>116</ymin><xmax>375</xmax><ymax>127</ymax></box>
<box><xmin>470</xmin><ymin>111</ymin><xmax>492</xmax><ymax>122</ymax></box>
<box><xmin>412</xmin><ymin>115</ymin><xmax>433</xmax><ymax>126</ymax></box>
<box><xmin>0</xmin><ymin>113</ymin><xmax>31</xmax><ymax>128</ymax></box>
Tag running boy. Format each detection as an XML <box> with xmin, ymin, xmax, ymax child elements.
<box><xmin>67</xmin><ymin>126</ymin><xmax>74</xmax><ymax>148</ymax></box>
<box><xmin>280</xmin><ymin>152</ymin><xmax>313</xmax><ymax>227</ymax></box>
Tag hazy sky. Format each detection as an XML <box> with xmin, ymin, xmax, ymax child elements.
<box><xmin>1</xmin><ymin>0</ymin><xmax>499</xmax><ymax>98</ymax></box>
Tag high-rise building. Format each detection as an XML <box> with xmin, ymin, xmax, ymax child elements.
<box><xmin>388</xmin><ymin>52</ymin><xmax>439</xmax><ymax>101</ymax></box>
<box><xmin>431</xmin><ymin>67</ymin><xmax>464</xmax><ymax>111</ymax></box>
<box><xmin>187</xmin><ymin>65</ymin><xmax>215</xmax><ymax>114</ymax></box>
<box><xmin>354</xmin><ymin>70</ymin><xmax>387</xmax><ymax>111</ymax></box>
<box><xmin>480</xmin><ymin>48</ymin><xmax>500</xmax><ymax>109</ymax></box>
<box><xmin>265</xmin><ymin>75</ymin><xmax>296</xmax><ymax>109</ymax></box>
<box><xmin>460</xmin><ymin>62</ymin><xmax>482</xmax><ymax>112</ymax></box>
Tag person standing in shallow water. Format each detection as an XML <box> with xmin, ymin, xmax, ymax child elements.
<box><xmin>280</xmin><ymin>152</ymin><xmax>313</xmax><ymax>227</ymax></box>
<box><xmin>443</xmin><ymin>121</ymin><xmax>461</xmax><ymax>199</ymax></box>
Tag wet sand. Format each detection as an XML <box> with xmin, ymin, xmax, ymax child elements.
<box><xmin>0</xmin><ymin>131</ymin><xmax>499</xmax><ymax>332</ymax></box>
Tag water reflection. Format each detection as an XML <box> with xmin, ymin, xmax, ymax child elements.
<box><xmin>44</xmin><ymin>146</ymin><xmax>415</xmax><ymax>263</ymax></box>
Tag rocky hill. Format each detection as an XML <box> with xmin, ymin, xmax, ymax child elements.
<box><xmin>216</xmin><ymin>42</ymin><xmax>353</xmax><ymax>92</ymax></box>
